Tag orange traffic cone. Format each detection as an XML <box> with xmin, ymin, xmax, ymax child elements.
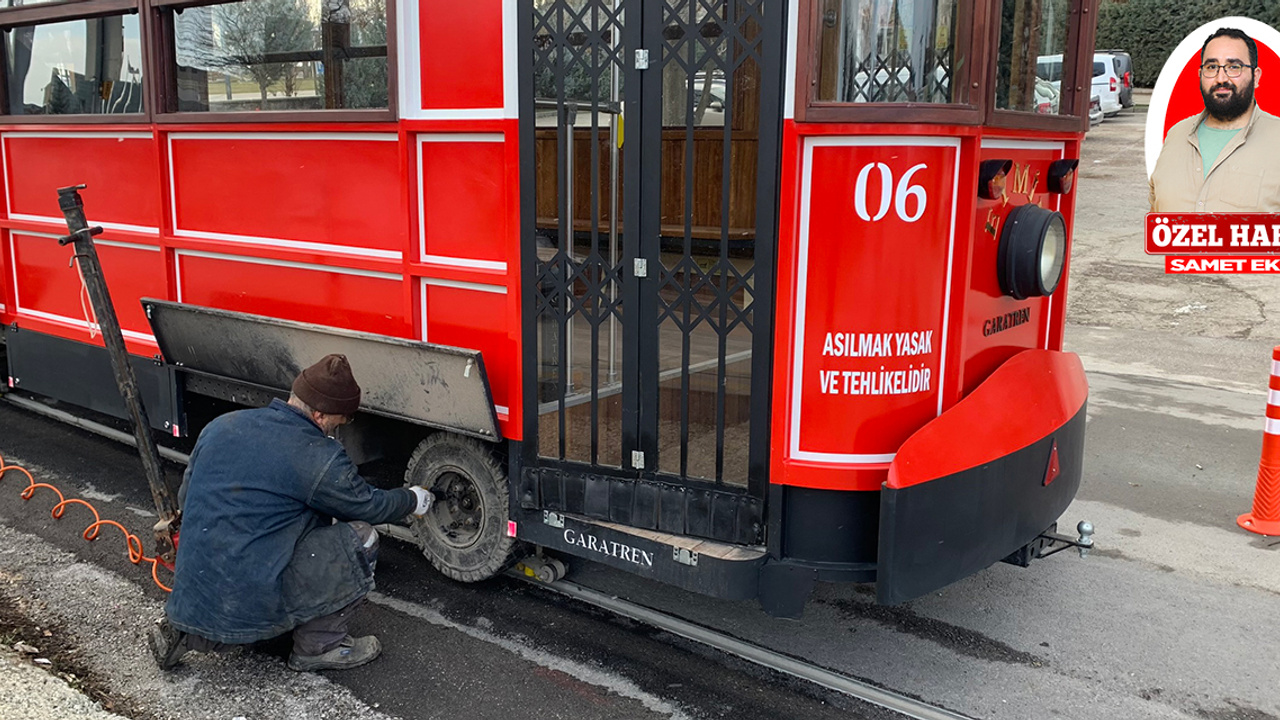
<box><xmin>1239</xmin><ymin>346</ymin><xmax>1280</xmax><ymax>536</ymax></box>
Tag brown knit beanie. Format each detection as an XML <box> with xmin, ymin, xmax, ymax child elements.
<box><xmin>292</xmin><ymin>354</ymin><xmax>361</xmax><ymax>415</ymax></box>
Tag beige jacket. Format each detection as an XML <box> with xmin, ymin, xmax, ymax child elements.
<box><xmin>1149</xmin><ymin>105</ymin><xmax>1280</xmax><ymax>212</ymax></box>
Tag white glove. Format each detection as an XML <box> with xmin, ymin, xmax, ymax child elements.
<box><xmin>409</xmin><ymin>486</ymin><xmax>434</xmax><ymax>516</ymax></box>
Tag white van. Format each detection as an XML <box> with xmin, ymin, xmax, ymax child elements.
<box><xmin>1092</xmin><ymin>53</ymin><xmax>1123</xmax><ymax>116</ymax></box>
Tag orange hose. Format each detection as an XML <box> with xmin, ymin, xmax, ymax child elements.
<box><xmin>0</xmin><ymin>452</ymin><xmax>173</xmax><ymax>592</ymax></box>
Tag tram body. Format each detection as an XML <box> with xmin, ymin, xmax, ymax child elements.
<box><xmin>0</xmin><ymin>0</ymin><xmax>1096</xmax><ymax>613</ymax></box>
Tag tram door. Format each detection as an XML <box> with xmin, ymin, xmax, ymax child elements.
<box><xmin>524</xmin><ymin>0</ymin><xmax>782</xmax><ymax>545</ymax></box>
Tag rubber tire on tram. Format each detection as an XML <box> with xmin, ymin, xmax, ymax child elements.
<box><xmin>404</xmin><ymin>433</ymin><xmax>521</xmax><ymax>582</ymax></box>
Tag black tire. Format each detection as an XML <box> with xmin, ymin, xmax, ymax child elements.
<box><xmin>404</xmin><ymin>433</ymin><xmax>520</xmax><ymax>582</ymax></box>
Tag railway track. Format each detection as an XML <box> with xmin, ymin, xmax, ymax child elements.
<box><xmin>3</xmin><ymin>392</ymin><xmax>974</xmax><ymax>720</ymax></box>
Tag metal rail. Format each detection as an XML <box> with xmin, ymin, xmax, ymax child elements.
<box><xmin>507</xmin><ymin>574</ymin><xmax>975</xmax><ymax>720</ymax></box>
<box><xmin>374</xmin><ymin>524</ymin><xmax>971</xmax><ymax>720</ymax></box>
<box><xmin>4</xmin><ymin>398</ymin><xmax>970</xmax><ymax>720</ymax></box>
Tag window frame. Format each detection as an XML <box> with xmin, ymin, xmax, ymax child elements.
<box><xmin>982</xmin><ymin>0</ymin><xmax>1093</xmax><ymax>132</ymax></box>
<box><xmin>797</xmin><ymin>0</ymin><xmax>984</xmax><ymax>125</ymax></box>
<box><xmin>0</xmin><ymin>0</ymin><xmax>398</xmax><ymax>123</ymax></box>
<box><xmin>0</xmin><ymin>0</ymin><xmax>152</xmax><ymax>122</ymax></box>
<box><xmin>152</xmin><ymin>0</ymin><xmax>397</xmax><ymax>123</ymax></box>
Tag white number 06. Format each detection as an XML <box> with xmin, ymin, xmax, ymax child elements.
<box><xmin>853</xmin><ymin>162</ymin><xmax>928</xmax><ymax>223</ymax></box>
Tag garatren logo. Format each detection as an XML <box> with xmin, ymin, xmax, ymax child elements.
<box><xmin>983</xmin><ymin>307</ymin><xmax>1031</xmax><ymax>337</ymax></box>
<box><xmin>563</xmin><ymin>529</ymin><xmax>655</xmax><ymax>568</ymax></box>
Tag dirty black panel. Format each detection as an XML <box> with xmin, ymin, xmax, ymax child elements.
<box><xmin>583</xmin><ymin>474</ymin><xmax>611</xmax><ymax>517</ymax></box>
<box><xmin>658</xmin><ymin>485</ymin><xmax>684</xmax><ymax>534</ymax></box>
<box><xmin>143</xmin><ymin>299</ymin><xmax>498</xmax><ymax>441</ymax></box>
<box><xmin>686</xmin><ymin>490</ymin><xmax>712</xmax><ymax>538</ymax></box>
<box><xmin>6</xmin><ymin>328</ymin><xmax>179</xmax><ymax>432</ymax></box>
<box><xmin>631</xmin><ymin>481</ymin><xmax>659</xmax><ymax>529</ymax></box>
<box><xmin>608</xmin><ymin>480</ymin><xmax>635</xmax><ymax>525</ymax></box>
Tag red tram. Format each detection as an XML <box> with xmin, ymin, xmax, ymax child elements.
<box><xmin>0</xmin><ymin>0</ymin><xmax>1096</xmax><ymax>614</ymax></box>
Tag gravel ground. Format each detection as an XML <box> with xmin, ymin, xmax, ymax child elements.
<box><xmin>0</xmin><ymin>648</ymin><xmax>129</xmax><ymax>720</ymax></box>
<box><xmin>0</xmin><ymin>523</ymin><xmax>393</xmax><ymax>720</ymax></box>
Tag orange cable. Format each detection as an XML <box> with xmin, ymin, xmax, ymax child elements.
<box><xmin>0</xmin><ymin>452</ymin><xmax>172</xmax><ymax>592</ymax></box>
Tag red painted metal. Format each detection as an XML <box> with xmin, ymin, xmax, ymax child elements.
<box><xmin>418</xmin><ymin>0</ymin><xmax>505</xmax><ymax>112</ymax></box>
<box><xmin>169</xmin><ymin>134</ymin><xmax>406</xmax><ymax>256</ymax></box>
<box><xmin>4</xmin><ymin>134</ymin><xmax>162</xmax><ymax>229</ymax></box>
<box><xmin>886</xmin><ymin>350</ymin><xmax>1088</xmax><ymax>490</ymax></box>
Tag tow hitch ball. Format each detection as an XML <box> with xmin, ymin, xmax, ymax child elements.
<box><xmin>1004</xmin><ymin>521</ymin><xmax>1095</xmax><ymax>567</ymax></box>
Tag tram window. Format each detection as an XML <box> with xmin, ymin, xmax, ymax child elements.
<box><xmin>168</xmin><ymin>0</ymin><xmax>388</xmax><ymax>113</ymax></box>
<box><xmin>994</xmin><ymin>0</ymin><xmax>1071</xmax><ymax>115</ymax></box>
<box><xmin>814</xmin><ymin>0</ymin><xmax>960</xmax><ymax>104</ymax></box>
<box><xmin>2</xmin><ymin>14</ymin><xmax>145</xmax><ymax>116</ymax></box>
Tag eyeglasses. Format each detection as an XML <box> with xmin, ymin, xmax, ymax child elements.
<box><xmin>1201</xmin><ymin>62</ymin><xmax>1254</xmax><ymax>78</ymax></box>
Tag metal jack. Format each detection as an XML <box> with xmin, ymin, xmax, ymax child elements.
<box><xmin>55</xmin><ymin>185</ymin><xmax>181</xmax><ymax>566</ymax></box>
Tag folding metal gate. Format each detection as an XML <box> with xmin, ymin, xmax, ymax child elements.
<box><xmin>519</xmin><ymin>0</ymin><xmax>783</xmax><ymax>546</ymax></box>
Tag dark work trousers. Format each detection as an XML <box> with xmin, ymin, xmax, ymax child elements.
<box><xmin>183</xmin><ymin>521</ymin><xmax>380</xmax><ymax>657</ymax></box>
<box><xmin>290</xmin><ymin>521</ymin><xmax>380</xmax><ymax>657</ymax></box>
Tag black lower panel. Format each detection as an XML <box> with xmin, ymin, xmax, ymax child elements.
<box><xmin>781</xmin><ymin>485</ymin><xmax>879</xmax><ymax>565</ymax></box>
<box><xmin>876</xmin><ymin>403</ymin><xmax>1087</xmax><ymax>605</ymax></box>
<box><xmin>520</xmin><ymin>466</ymin><xmax>762</xmax><ymax>546</ymax></box>
<box><xmin>5</xmin><ymin>329</ymin><xmax>180</xmax><ymax>433</ymax></box>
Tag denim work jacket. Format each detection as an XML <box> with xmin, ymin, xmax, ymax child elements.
<box><xmin>166</xmin><ymin>399</ymin><xmax>416</xmax><ymax>644</ymax></box>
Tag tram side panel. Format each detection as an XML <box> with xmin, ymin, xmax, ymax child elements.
<box><xmin>413</xmin><ymin>133</ymin><xmax>522</xmax><ymax>434</ymax></box>
<box><xmin>0</xmin><ymin>132</ymin><xmax>185</xmax><ymax>428</ymax></box>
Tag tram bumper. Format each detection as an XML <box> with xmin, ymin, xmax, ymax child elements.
<box><xmin>875</xmin><ymin>350</ymin><xmax>1088</xmax><ymax>605</ymax></box>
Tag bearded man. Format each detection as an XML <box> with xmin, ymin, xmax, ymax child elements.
<box><xmin>1150</xmin><ymin>27</ymin><xmax>1280</xmax><ymax>212</ymax></box>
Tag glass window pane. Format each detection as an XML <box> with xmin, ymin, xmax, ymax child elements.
<box><xmin>172</xmin><ymin>0</ymin><xmax>387</xmax><ymax>112</ymax></box>
<box><xmin>4</xmin><ymin>15</ymin><xmax>144</xmax><ymax>115</ymax></box>
<box><xmin>995</xmin><ymin>0</ymin><xmax>1071</xmax><ymax>115</ymax></box>
<box><xmin>815</xmin><ymin>0</ymin><xmax>959</xmax><ymax>104</ymax></box>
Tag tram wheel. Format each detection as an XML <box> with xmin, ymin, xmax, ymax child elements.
<box><xmin>404</xmin><ymin>433</ymin><xmax>520</xmax><ymax>582</ymax></box>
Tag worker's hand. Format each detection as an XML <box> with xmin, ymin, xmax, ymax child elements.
<box><xmin>409</xmin><ymin>486</ymin><xmax>435</xmax><ymax>516</ymax></box>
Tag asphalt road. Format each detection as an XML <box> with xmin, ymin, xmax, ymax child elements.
<box><xmin>3</xmin><ymin>106</ymin><xmax>1280</xmax><ymax>720</ymax></box>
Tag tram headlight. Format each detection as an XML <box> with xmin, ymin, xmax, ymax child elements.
<box><xmin>997</xmin><ymin>204</ymin><xmax>1067</xmax><ymax>299</ymax></box>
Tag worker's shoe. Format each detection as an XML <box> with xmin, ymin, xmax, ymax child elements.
<box><xmin>288</xmin><ymin>635</ymin><xmax>381</xmax><ymax>672</ymax></box>
<box><xmin>148</xmin><ymin>618</ymin><xmax>189</xmax><ymax>671</ymax></box>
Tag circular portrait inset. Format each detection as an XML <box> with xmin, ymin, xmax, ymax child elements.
<box><xmin>1145</xmin><ymin>17</ymin><xmax>1280</xmax><ymax>212</ymax></box>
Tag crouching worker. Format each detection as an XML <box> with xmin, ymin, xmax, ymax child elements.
<box><xmin>149</xmin><ymin>354</ymin><xmax>435</xmax><ymax>672</ymax></box>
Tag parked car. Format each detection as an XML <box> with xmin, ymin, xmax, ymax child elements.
<box><xmin>1089</xmin><ymin>94</ymin><xmax>1103</xmax><ymax>126</ymax></box>
<box><xmin>1098</xmin><ymin>50</ymin><xmax>1134</xmax><ymax>108</ymax></box>
<box><xmin>1092</xmin><ymin>53</ymin><xmax>1123</xmax><ymax>116</ymax></box>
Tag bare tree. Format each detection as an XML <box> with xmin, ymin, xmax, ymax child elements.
<box><xmin>214</xmin><ymin>0</ymin><xmax>315</xmax><ymax>100</ymax></box>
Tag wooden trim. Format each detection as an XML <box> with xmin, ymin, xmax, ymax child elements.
<box><xmin>796</xmin><ymin>0</ymin><xmax>982</xmax><ymax>125</ymax></box>
<box><xmin>385</xmin><ymin>0</ymin><xmax>397</xmax><ymax>120</ymax></box>
<box><xmin>151</xmin><ymin>4</ymin><xmax>173</xmax><ymax>114</ymax></box>
<box><xmin>154</xmin><ymin>109</ymin><xmax>397</xmax><ymax>124</ymax></box>
<box><xmin>985</xmin><ymin>108</ymin><xmax>1087</xmax><ymax>133</ymax></box>
<box><xmin>0</xmin><ymin>112</ymin><xmax>148</xmax><ymax>124</ymax></box>
<box><xmin>803</xmin><ymin>104</ymin><xmax>982</xmax><ymax>126</ymax></box>
<box><xmin>980</xmin><ymin>0</ymin><xmax>1091</xmax><ymax>131</ymax></box>
<box><xmin>137</xmin><ymin>0</ymin><xmax>158</xmax><ymax>121</ymax></box>
<box><xmin>0</xmin><ymin>0</ymin><xmax>136</xmax><ymax>26</ymax></box>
